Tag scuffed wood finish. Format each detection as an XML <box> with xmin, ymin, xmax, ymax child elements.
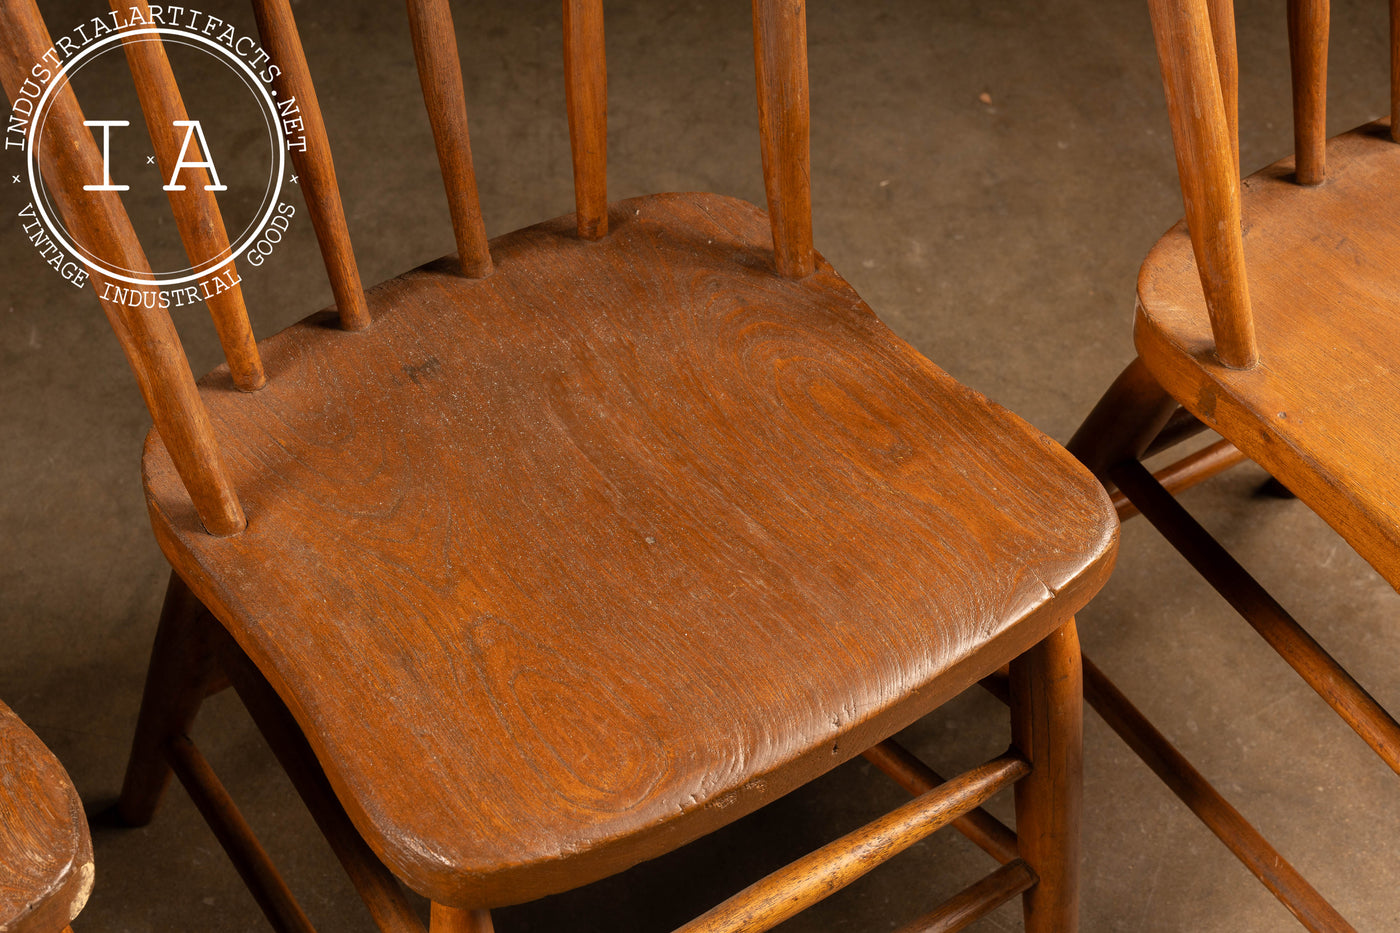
<box><xmin>250</xmin><ymin>0</ymin><xmax>370</xmax><ymax>330</ymax></box>
<box><xmin>0</xmin><ymin>0</ymin><xmax>245</xmax><ymax>535</ymax></box>
<box><xmin>1287</xmin><ymin>0</ymin><xmax>1329</xmax><ymax>185</ymax></box>
<box><xmin>752</xmin><ymin>0</ymin><xmax>813</xmax><ymax>278</ymax></box>
<box><xmin>0</xmin><ymin>702</ymin><xmax>93</xmax><ymax>933</ymax></box>
<box><xmin>1147</xmin><ymin>0</ymin><xmax>1256</xmax><ymax>369</ymax></box>
<box><xmin>407</xmin><ymin>0</ymin><xmax>493</xmax><ymax>277</ymax></box>
<box><xmin>673</xmin><ymin>755</ymin><xmax>1030</xmax><ymax>933</ymax></box>
<box><xmin>143</xmin><ymin>192</ymin><xmax>1117</xmax><ymax>906</ymax></box>
<box><xmin>1136</xmin><ymin>122</ymin><xmax>1400</xmax><ymax>589</ymax></box>
<box><xmin>7</xmin><ymin>0</ymin><xmax>1114</xmax><ymax>922</ymax></box>
<box><xmin>563</xmin><ymin>0</ymin><xmax>608</xmax><ymax>240</ymax></box>
<box><xmin>1010</xmin><ymin>621</ymin><xmax>1082</xmax><ymax>933</ymax></box>
<box><xmin>112</xmin><ymin>0</ymin><xmax>265</xmax><ymax>391</ymax></box>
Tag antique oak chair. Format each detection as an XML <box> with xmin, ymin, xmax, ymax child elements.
<box><xmin>0</xmin><ymin>700</ymin><xmax>93</xmax><ymax>933</ymax></box>
<box><xmin>1</xmin><ymin>0</ymin><xmax>1119</xmax><ymax>929</ymax></box>
<box><xmin>1069</xmin><ymin>1</ymin><xmax>1400</xmax><ymax>930</ymax></box>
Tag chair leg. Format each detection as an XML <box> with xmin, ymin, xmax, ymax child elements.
<box><xmin>1066</xmin><ymin>356</ymin><xmax>1178</xmax><ymax>477</ymax></box>
<box><xmin>118</xmin><ymin>570</ymin><xmax>223</xmax><ymax>826</ymax></box>
<box><xmin>1010</xmin><ymin>619</ymin><xmax>1083</xmax><ymax>933</ymax></box>
<box><xmin>430</xmin><ymin>904</ymin><xmax>493</xmax><ymax>933</ymax></box>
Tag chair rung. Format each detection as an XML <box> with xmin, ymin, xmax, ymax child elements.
<box><xmin>1112</xmin><ymin>438</ymin><xmax>1245</xmax><ymax>521</ymax></box>
<box><xmin>892</xmin><ymin>859</ymin><xmax>1037</xmax><ymax>933</ymax></box>
<box><xmin>1081</xmin><ymin>654</ymin><xmax>1356</xmax><ymax>933</ymax></box>
<box><xmin>1110</xmin><ymin>457</ymin><xmax>1400</xmax><ymax>771</ymax></box>
<box><xmin>861</xmin><ymin>739</ymin><xmax>1019</xmax><ymax>864</ymax></box>
<box><xmin>672</xmin><ymin>754</ymin><xmax>1029</xmax><ymax>933</ymax></box>
<box><xmin>165</xmin><ymin>735</ymin><xmax>316</xmax><ymax>933</ymax></box>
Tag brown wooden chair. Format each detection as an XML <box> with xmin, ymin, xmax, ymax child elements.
<box><xmin>0</xmin><ymin>700</ymin><xmax>93</xmax><ymax>933</ymax></box>
<box><xmin>1</xmin><ymin>0</ymin><xmax>1118</xmax><ymax>930</ymax></box>
<box><xmin>1069</xmin><ymin>2</ymin><xmax>1400</xmax><ymax>931</ymax></box>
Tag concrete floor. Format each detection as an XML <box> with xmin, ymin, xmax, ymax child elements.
<box><xmin>3</xmin><ymin>0</ymin><xmax>1398</xmax><ymax>929</ymax></box>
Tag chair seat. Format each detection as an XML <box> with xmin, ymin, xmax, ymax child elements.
<box><xmin>1136</xmin><ymin>121</ymin><xmax>1400</xmax><ymax>590</ymax></box>
<box><xmin>0</xmin><ymin>701</ymin><xmax>93</xmax><ymax>933</ymax></box>
<box><xmin>143</xmin><ymin>191</ymin><xmax>1116</xmax><ymax>907</ymax></box>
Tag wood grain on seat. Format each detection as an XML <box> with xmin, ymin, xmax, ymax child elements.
<box><xmin>143</xmin><ymin>192</ymin><xmax>1116</xmax><ymax>907</ymax></box>
<box><xmin>1136</xmin><ymin>121</ymin><xmax>1400</xmax><ymax>589</ymax></box>
<box><xmin>0</xmin><ymin>702</ymin><xmax>93</xmax><ymax>933</ymax></box>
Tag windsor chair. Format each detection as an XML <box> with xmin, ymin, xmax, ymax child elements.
<box><xmin>0</xmin><ymin>700</ymin><xmax>93</xmax><ymax>933</ymax></box>
<box><xmin>1069</xmin><ymin>1</ymin><xmax>1400</xmax><ymax>930</ymax></box>
<box><xmin>1</xmin><ymin>0</ymin><xmax>1119</xmax><ymax>930</ymax></box>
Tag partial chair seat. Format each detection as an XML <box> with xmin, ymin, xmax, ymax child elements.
<box><xmin>142</xmin><ymin>192</ymin><xmax>1117</xmax><ymax>907</ymax></box>
<box><xmin>0</xmin><ymin>701</ymin><xmax>93</xmax><ymax>933</ymax></box>
<box><xmin>1136</xmin><ymin>121</ymin><xmax>1400</xmax><ymax>589</ymax></box>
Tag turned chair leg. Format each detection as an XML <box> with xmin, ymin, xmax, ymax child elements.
<box><xmin>1067</xmin><ymin>356</ymin><xmax>1177</xmax><ymax>476</ymax></box>
<box><xmin>118</xmin><ymin>570</ymin><xmax>223</xmax><ymax>825</ymax></box>
<box><xmin>1010</xmin><ymin>619</ymin><xmax>1083</xmax><ymax>933</ymax></box>
<box><xmin>431</xmin><ymin>903</ymin><xmax>493</xmax><ymax>932</ymax></box>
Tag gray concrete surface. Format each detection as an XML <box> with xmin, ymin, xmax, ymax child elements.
<box><xmin>3</xmin><ymin>0</ymin><xmax>1398</xmax><ymax>930</ymax></box>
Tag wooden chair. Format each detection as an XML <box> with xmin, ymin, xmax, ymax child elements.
<box><xmin>0</xmin><ymin>700</ymin><xmax>93</xmax><ymax>933</ymax></box>
<box><xmin>1069</xmin><ymin>2</ymin><xmax>1400</xmax><ymax>930</ymax></box>
<box><xmin>1</xmin><ymin>0</ymin><xmax>1118</xmax><ymax>929</ymax></box>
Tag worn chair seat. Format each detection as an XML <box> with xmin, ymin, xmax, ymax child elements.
<box><xmin>1136</xmin><ymin>121</ymin><xmax>1400</xmax><ymax>589</ymax></box>
<box><xmin>143</xmin><ymin>191</ymin><xmax>1116</xmax><ymax>907</ymax></box>
<box><xmin>0</xmin><ymin>701</ymin><xmax>93</xmax><ymax>933</ymax></box>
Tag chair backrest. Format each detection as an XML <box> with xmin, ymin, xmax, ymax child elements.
<box><xmin>0</xmin><ymin>0</ymin><xmax>814</xmax><ymax>537</ymax></box>
<box><xmin>1146</xmin><ymin>0</ymin><xmax>1397</xmax><ymax>370</ymax></box>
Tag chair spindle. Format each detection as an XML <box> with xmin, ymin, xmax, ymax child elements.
<box><xmin>1147</xmin><ymin>0</ymin><xmax>1258</xmax><ymax>369</ymax></box>
<box><xmin>752</xmin><ymin>0</ymin><xmax>814</xmax><ymax>279</ymax></box>
<box><xmin>563</xmin><ymin>0</ymin><xmax>608</xmax><ymax>240</ymax></box>
<box><xmin>407</xmin><ymin>0</ymin><xmax>493</xmax><ymax>276</ymax></box>
<box><xmin>0</xmin><ymin>0</ymin><xmax>245</xmax><ymax>535</ymax></box>
<box><xmin>113</xmin><ymin>0</ymin><xmax>265</xmax><ymax>391</ymax></box>
<box><xmin>250</xmin><ymin>0</ymin><xmax>371</xmax><ymax>330</ymax></box>
<box><xmin>1287</xmin><ymin>0</ymin><xmax>1329</xmax><ymax>185</ymax></box>
<box><xmin>1205</xmin><ymin>0</ymin><xmax>1240</xmax><ymax>176</ymax></box>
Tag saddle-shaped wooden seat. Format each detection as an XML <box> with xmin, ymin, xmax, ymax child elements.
<box><xmin>1137</xmin><ymin>122</ymin><xmax>1400</xmax><ymax>588</ymax></box>
<box><xmin>145</xmin><ymin>192</ymin><xmax>1116</xmax><ymax>905</ymax></box>
<box><xmin>1</xmin><ymin>0</ymin><xmax>1118</xmax><ymax>927</ymax></box>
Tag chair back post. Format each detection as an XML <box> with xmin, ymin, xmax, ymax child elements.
<box><xmin>250</xmin><ymin>0</ymin><xmax>371</xmax><ymax>330</ymax></box>
<box><xmin>407</xmin><ymin>0</ymin><xmax>494</xmax><ymax>276</ymax></box>
<box><xmin>1287</xmin><ymin>0</ymin><xmax>1329</xmax><ymax>185</ymax></box>
<box><xmin>113</xmin><ymin>0</ymin><xmax>266</xmax><ymax>391</ymax></box>
<box><xmin>563</xmin><ymin>0</ymin><xmax>609</xmax><ymax>240</ymax></box>
<box><xmin>1147</xmin><ymin>0</ymin><xmax>1258</xmax><ymax>370</ymax></box>
<box><xmin>752</xmin><ymin>0</ymin><xmax>814</xmax><ymax>279</ymax></box>
<box><xmin>0</xmin><ymin>0</ymin><xmax>246</xmax><ymax>535</ymax></box>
